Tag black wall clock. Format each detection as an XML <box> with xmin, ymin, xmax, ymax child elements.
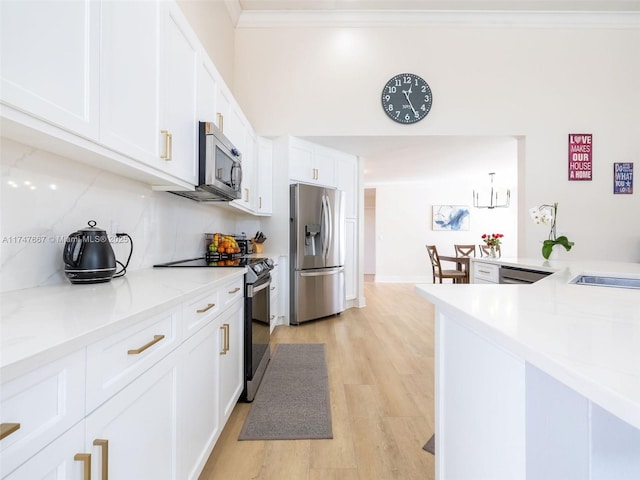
<box><xmin>381</xmin><ymin>73</ymin><xmax>433</xmax><ymax>124</ymax></box>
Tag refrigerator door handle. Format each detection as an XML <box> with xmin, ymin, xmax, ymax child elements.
<box><xmin>326</xmin><ymin>195</ymin><xmax>333</xmax><ymax>259</ymax></box>
<box><xmin>321</xmin><ymin>194</ymin><xmax>331</xmax><ymax>260</ymax></box>
<box><xmin>299</xmin><ymin>267</ymin><xmax>344</xmax><ymax>277</ymax></box>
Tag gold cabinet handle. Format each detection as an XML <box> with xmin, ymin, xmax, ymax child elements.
<box><xmin>167</xmin><ymin>133</ymin><xmax>173</xmax><ymax>161</ymax></box>
<box><xmin>74</xmin><ymin>453</ymin><xmax>91</xmax><ymax>480</ymax></box>
<box><xmin>217</xmin><ymin>113</ymin><xmax>224</xmax><ymax>133</ymax></box>
<box><xmin>259</xmin><ymin>196</ymin><xmax>262</xmax><ymax>209</ymax></box>
<box><xmin>160</xmin><ymin>130</ymin><xmax>170</xmax><ymax>160</ymax></box>
<box><xmin>0</xmin><ymin>423</ymin><xmax>20</xmax><ymax>440</ymax></box>
<box><xmin>270</xmin><ymin>286</ymin><xmax>276</xmax><ymax>291</ymax></box>
<box><xmin>244</xmin><ymin>188</ymin><xmax>249</xmax><ymax>202</ymax></box>
<box><xmin>196</xmin><ymin>303</ymin><xmax>216</xmax><ymax>313</ymax></box>
<box><xmin>127</xmin><ymin>335</ymin><xmax>165</xmax><ymax>355</ymax></box>
<box><xmin>93</xmin><ymin>439</ymin><xmax>109</xmax><ymax>480</ymax></box>
<box><xmin>228</xmin><ymin>287</ymin><xmax>241</xmax><ymax>294</ymax></box>
<box><xmin>220</xmin><ymin>324</ymin><xmax>229</xmax><ymax>355</ymax></box>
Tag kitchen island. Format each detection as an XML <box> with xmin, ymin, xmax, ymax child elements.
<box><xmin>416</xmin><ymin>258</ymin><xmax>640</xmax><ymax>480</ymax></box>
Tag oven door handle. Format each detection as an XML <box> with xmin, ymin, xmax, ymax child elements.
<box><xmin>247</xmin><ymin>279</ymin><xmax>271</xmax><ymax>296</ymax></box>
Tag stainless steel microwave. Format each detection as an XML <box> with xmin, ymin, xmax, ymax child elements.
<box><xmin>170</xmin><ymin>122</ymin><xmax>242</xmax><ymax>202</ymax></box>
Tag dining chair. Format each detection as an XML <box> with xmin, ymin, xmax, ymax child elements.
<box><xmin>454</xmin><ymin>244</ymin><xmax>476</xmax><ymax>283</ymax></box>
<box><xmin>479</xmin><ymin>244</ymin><xmax>501</xmax><ymax>257</ymax></box>
<box><xmin>426</xmin><ymin>245</ymin><xmax>468</xmax><ymax>284</ymax></box>
<box><xmin>454</xmin><ymin>244</ymin><xmax>476</xmax><ymax>258</ymax></box>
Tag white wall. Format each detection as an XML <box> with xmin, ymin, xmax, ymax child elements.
<box><xmin>177</xmin><ymin>0</ymin><xmax>236</xmax><ymax>89</ymax></box>
<box><xmin>233</xmin><ymin>23</ymin><xmax>640</xmax><ymax>262</ymax></box>
<box><xmin>374</xmin><ymin>180</ymin><xmax>517</xmax><ymax>282</ymax></box>
<box><xmin>0</xmin><ymin>139</ymin><xmax>258</xmax><ymax>293</ymax></box>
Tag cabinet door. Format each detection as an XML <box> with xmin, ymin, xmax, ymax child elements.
<box><xmin>256</xmin><ymin>137</ymin><xmax>273</xmax><ymax>215</ymax></box>
<box><xmin>313</xmin><ymin>147</ymin><xmax>337</xmax><ymax>187</ymax></box>
<box><xmin>345</xmin><ymin>218</ymin><xmax>357</xmax><ymax>301</ymax></box>
<box><xmin>336</xmin><ymin>152</ymin><xmax>358</xmax><ymax>219</ymax></box>
<box><xmin>3</xmin><ymin>422</ymin><xmax>85</xmax><ymax>480</ymax></box>
<box><xmin>197</xmin><ymin>56</ymin><xmax>218</xmax><ymax>123</ymax></box>
<box><xmin>160</xmin><ymin>2</ymin><xmax>198</xmax><ymax>185</ymax></box>
<box><xmin>85</xmin><ymin>351</ymin><xmax>179</xmax><ymax>480</ymax></box>
<box><xmin>289</xmin><ymin>139</ymin><xmax>315</xmax><ymax>184</ymax></box>
<box><xmin>218</xmin><ymin>301</ymin><xmax>244</xmax><ymax>425</ymax></box>
<box><xmin>177</xmin><ymin>320</ymin><xmax>220</xmax><ymax>480</ymax></box>
<box><xmin>0</xmin><ymin>0</ymin><xmax>99</xmax><ymax>139</ymax></box>
<box><xmin>0</xmin><ymin>350</ymin><xmax>86</xmax><ymax>477</ymax></box>
<box><xmin>100</xmin><ymin>1</ymin><xmax>160</xmax><ymax>165</ymax></box>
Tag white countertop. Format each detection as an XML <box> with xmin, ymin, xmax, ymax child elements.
<box><xmin>0</xmin><ymin>267</ymin><xmax>246</xmax><ymax>382</ymax></box>
<box><xmin>416</xmin><ymin>258</ymin><xmax>640</xmax><ymax>429</ymax></box>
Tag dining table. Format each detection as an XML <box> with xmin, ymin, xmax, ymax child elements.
<box><xmin>438</xmin><ymin>255</ymin><xmax>471</xmax><ymax>283</ymax></box>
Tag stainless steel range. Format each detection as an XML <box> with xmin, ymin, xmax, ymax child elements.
<box><xmin>153</xmin><ymin>255</ymin><xmax>274</xmax><ymax>402</ymax></box>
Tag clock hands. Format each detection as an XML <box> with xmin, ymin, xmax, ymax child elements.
<box><xmin>402</xmin><ymin>85</ymin><xmax>419</xmax><ymax>117</ymax></box>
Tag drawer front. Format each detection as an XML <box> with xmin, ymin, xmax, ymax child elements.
<box><xmin>0</xmin><ymin>350</ymin><xmax>85</xmax><ymax>477</ymax></box>
<box><xmin>183</xmin><ymin>288</ymin><xmax>221</xmax><ymax>338</ymax></box>
<box><xmin>85</xmin><ymin>307</ymin><xmax>180</xmax><ymax>412</ymax></box>
<box><xmin>473</xmin><ymin>262</ymin><xmax>499</xmax><ymax>283</ymax></box>
<box><xmin>220</xmin><ymin>277</ymin><xmax>244</xmax><ymax>310</ymax></box>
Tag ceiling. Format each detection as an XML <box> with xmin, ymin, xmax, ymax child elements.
<box><xmin>301</xmin><ymin>135</ymin><xmax>519</xmax><ymax>186</ymax></box>
<box><xmin>237</xmin><ymin>1</ymin><xmax>640</xmax><ymax>13</ymax></box>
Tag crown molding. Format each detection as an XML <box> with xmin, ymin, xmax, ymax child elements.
<box><xmin>224</xmin><ymin>0</ymin><xmax>242</xmax><ymax>27</ymax></box>
<box><xmin>236</xmin><ymin>10</ymin><xmax>640</xmax><ymax>29</ymax></box>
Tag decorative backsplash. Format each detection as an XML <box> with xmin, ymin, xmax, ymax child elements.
<box><xmin>0</xmin><ymin>138</ymin><xmax>257</xmax><ymax>293</ymax></box>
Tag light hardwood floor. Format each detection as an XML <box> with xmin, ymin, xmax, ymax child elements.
<box><xmin>199</xmin><ymin>281</ymin><xmax>435</xmax><ymax>480</ymax></box>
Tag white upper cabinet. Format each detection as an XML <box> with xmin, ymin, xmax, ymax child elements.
<box><xmin>100</xmin><ymin>1</ymin><xmax>198</xmax><ymax>186</ymax></box>
<box><xmin>289</xmin><ymin>138</ymin><xmax>336</xmax><ymax>187</ymax></box>
<box><xmin>256</xmin><ymin>137</ymin><xmax>273</xmax><ymax>215</ymax></box>
<box><xmin>231</xmin><ymin>126</ymin><xmax>256</xmax><ymax>212</ymax></box>
<box><xmin>0</xmin><ymin>0</ymin><xmax>99</xmax><ymax>139</ymax></box>
<box><xmin>100</xmin><ymin>1</ymin><xmax>161</xmax><ymax>164</ymax></box>
<box><xmin>159</xmin><ymin>2</ymin><xmax>199</xmax><ymax>185</ymax></box>
<box><xmin>196</xmin><ymin>57</ymin><xmax>218</xmax><ymax>124</ymax></box>
<box><xmin>0</xmin><ymin>0</ymin><xmax>271</xmax><ymax>210</ymax></box>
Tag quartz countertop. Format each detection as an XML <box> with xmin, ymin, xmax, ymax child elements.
<box><xmin>416</xmin><ymin>259</ymin><xmax>640</xmax><ymax>429</ymax></box>
<box><xmin>0</xmin><ymin>267</ymin><xmax>246</xmax><ymax>382</ymax></box>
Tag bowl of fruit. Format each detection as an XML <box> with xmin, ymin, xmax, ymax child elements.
<box><xmin>205</xmin><ymin>233</ymin><xmax>241</xmax><ymax>258</ymax></box>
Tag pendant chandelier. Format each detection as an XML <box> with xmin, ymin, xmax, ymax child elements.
<box><xmin>473</xmin><ymin>172</ymin><xmax>510</xmax><ymax>209</ymax></box>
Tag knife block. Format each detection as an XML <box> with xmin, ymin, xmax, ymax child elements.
<box><xmin>252</xmin><ymin>241</ymin><xmax>264</xmax><ymax>254</ymax></box>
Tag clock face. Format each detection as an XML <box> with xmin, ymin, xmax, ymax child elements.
<box><xmin>381</xmin><ymin>73</ymin><xmax>433</xmax><ymax>124</ymax></box>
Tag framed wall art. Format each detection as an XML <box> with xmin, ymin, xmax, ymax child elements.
<box><xmin>613</xmin><ymin>162</ymin><xmax>633</xmax><ymax>194</ymax></box>
<box><xmin>432</xmin><ymin>205</ymin><xmax>470</xmax><ymax>231</ymax></box>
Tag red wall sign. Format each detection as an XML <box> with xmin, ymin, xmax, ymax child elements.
<box><xmin>568</xmin><ymin>133</ymin><xmax>593</xmax><ymax>181</ymax></box>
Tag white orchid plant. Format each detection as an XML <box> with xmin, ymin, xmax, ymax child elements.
<box><xmin>528</xmin><ymin>202</ymin><xmax>575</xmax><ymax>260</ymax></box>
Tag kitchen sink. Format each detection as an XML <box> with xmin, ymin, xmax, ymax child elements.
<box><xmin>570</xmin><ymin>274</ymin><xmax>640</xmax><ymax>290</ymax></box>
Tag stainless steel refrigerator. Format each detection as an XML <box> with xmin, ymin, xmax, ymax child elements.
<box><xmin>290</xmin><ymin>183</ymin><xmax>346</xmax><ymax>325</ymax></box>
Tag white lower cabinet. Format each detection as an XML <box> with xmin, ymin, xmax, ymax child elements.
<box><xmin>217</xmin><ymin>301</ymin><xmax>244</xmax><ymax>425</ymax></box>
<box><xmin>177</xmin><ymin>294</ymin><xmax>243</xmax><ymax>480</ymax></box>
<box><xmin>0</xmin><ymin>351</ymin><xmax>86</xmax><ymax>479</ymax></box>
<box><xmin>1</xmin><ymin>275</ymin><xmax>246</xmax><ymax>480</ymax></box>
<box><xmin>85</xmin><ymin>348</ymin><xmax>180</xmax><ymax>480</ymax></box>
<box><xmin>472</xmin><ymin>260</ymin><xmax>500</xmax><ymax>284</ymax></box>
<box><xmin>345</xmin><ymin>218</ymin><xmax>357</xmax><ymax>301</ymax></box>
<box><xmin>177</xmin><ymin>319</ymin><xmax>220</xmax><ymax>480</ymax></box>
<box><xmin>3</xmin><ymin>422</ymin><xmax>86</xmax><ymax>480</ymax></box>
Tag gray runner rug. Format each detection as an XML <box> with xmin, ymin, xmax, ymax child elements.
<box><xmin>238</xmin><ymin>343</ymin><xmax>333</xmax><ymax>441</ymax></box>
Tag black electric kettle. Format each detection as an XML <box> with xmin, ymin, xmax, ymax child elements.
<box><xmin>63</xmin><ymin>220</ymin><xmax>132</xmax><ymax>284</ymax></box>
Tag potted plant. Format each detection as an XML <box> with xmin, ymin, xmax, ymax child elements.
<box><xmin>528</xmin><ymin>202</ymin><xmax>575</xmax><ymax>260</ymax></box>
